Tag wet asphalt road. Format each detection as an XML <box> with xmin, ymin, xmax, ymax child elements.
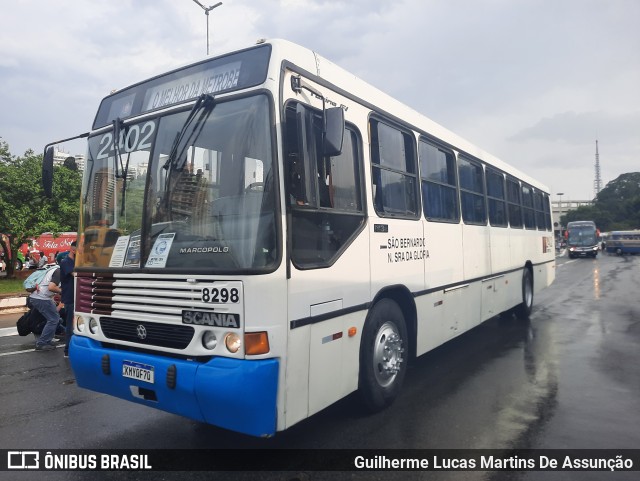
<box><xmin>0</xmin><ymin>252</ymin><xmax>638</xmax><ymax>480</ymax></box>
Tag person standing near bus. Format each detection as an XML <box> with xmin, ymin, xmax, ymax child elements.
<box><xmin>60</xmin><ymin>241</ymin><xmax>76</xmax><ymax>358</ymax></box>
<box><xmin>30</xmin><ymin>266</ymin><xmax>62</xmax><ymax>351</ymax></box>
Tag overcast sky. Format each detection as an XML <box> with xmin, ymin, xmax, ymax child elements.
<box><xmin>1</xmin><ymin>0</ymin><xmax>638</xmax><ymax>201</ymax></box>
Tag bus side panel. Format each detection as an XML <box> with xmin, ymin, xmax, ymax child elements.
<box><xmin>501</xmin><ymin>269</ymin><xmax>527</xmax><ymax>313</ymax></box>
<box><xmin>508</xmin><ymin>230</ymin><xmax>527</xmax><ymax>268</ymax></box>
<box><xmin>370</xmin><ymin>219</ymin><xmax>425</xmax><ymax>295</ymax></box>
<box><xmin>534</xmin><ymin>259</ymin><xmax>555</xmax><ymax>294</ymax></box>
<box><xmin>415</xmin><ymin>293</ymin><xmax>445</xmax><ymax>355</ymax></box>
<box><xmin>481</xmin><ymin>277</ymin><xmax>500</xmax><ymax>320</ymax></box>
<box><xmin>308</xmin><ymin>311</ymin><xmax>365</xmax><ymax>416</ymax></box>
<box><xmin>424</xmin><ymin>222</ymin><xmax>464</xmax><ymax>290</ymax></box>
<box><xmin>462</xmin><ymin>223</ymin><xmax>490</xmax><ymax>326</ymax></box>
<box><xmin>416</xmin><ymin>287</ymin><xmax>467</xmax><ymax>355</ymax></box>
<box><xmin>286</xmin><ymin>226</ymin><xmax>370</xmax><ymax>428</ymax></box>
<box><xmin>490</xmin><ymin>227</ymin><xmax>511</xmax><ymax>273</ymax></box>
<box><xmin>417</xmin><ymin>222</ymin><xmax>464</xmax><ymax>356</ymax></box>
<box><xmin>484</xmin><ymin>227</ymin><xmax>518</xmax><ymax>318</ymax></box>
<box><xmin>462</xmin><ymin>224</ymin><xmax>491</xmax><ymax>280</ymax></box>
<box><xmin>284</xmin><ymin>325</ymin><xmax>310</xmax><ymax>429</ymax></box>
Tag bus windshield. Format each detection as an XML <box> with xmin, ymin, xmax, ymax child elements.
<box><xmin>78</xmin><ymin>94</ymin><xmax>277</xmax><ymax>272</ymax></box>
<box><xmin>567</xmin><ymin>224</ymin><xmax>597</xmax><ymax>247</ymax></box>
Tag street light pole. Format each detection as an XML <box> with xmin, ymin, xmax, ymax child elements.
<box><xmin>557</xmin><ymin>192</ymin><xmax>565</xmax><ymax>240</ymax></box>
<box><xmin>191</xmin><ymin>0</ymin><xmax>223</xmax><ymax>55</ymax></box>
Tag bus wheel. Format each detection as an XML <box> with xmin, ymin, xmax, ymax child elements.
<box><xmin>359</xmin><ymin>299</ymin><xmax>407</xmax><ymax>412</ymax></box>
<box><xmin>616</xmin><ymin>248</ymin><xmax>622</xmax><ymax>256</ymax></box>
<box><xmin>514</xmin><ymin>268</ymin><xmax>534</xmax><ymax>320</ymax></box>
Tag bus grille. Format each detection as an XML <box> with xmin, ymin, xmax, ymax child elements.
<box><xmin>76</xmin><ymin>272</ymin><xmax>219</xmax><ymax>320</ymax></box>
<box><xmin>100</xmin><ymin>317</ymin><xmax>194</xmax><ymax>350</ymax></box>
<box><xmin>75</xmin><ymin>272</ymin><xmax>228</xmax><ymax>350</ymax></box>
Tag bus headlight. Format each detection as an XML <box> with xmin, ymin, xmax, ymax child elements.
<box><xmin>225</xmin><ymin>333</ymin><xmax>242</xmax><ymax>353</ymax></box>
<box><xmin>89</xmin><ymin>318</ymin><xmax>100</xmax><ymax>334</ymax></box>
<box><xmin>202</xmin><ymin>331</ymin><xmax>218</xmax><ymax>350</ymax></box>
<box><xmin>76</xmin><ymin>316</ymin><xmax>86</xmax><ymax>333</ymax></box>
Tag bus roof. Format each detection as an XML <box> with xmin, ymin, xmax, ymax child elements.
<box><xmin>266</xmin><ymin>39</ymin><xmax>550</xmax><ymax>193</ymax></box>
<box><xmin>97</xmin><ymin>38</ymin><xmax>551</xmax><ymax>195</ymax></box>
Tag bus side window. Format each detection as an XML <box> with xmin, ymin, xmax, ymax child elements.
<box><xmin>284</xmin><ymin>101</ymin><xmax>365</xmax><ymax>268</ymax></box>
<box><xmin>370</xmin><ymin>119</ymin><xmax>419</xmax><ymax>218</ymax></box>
<box><xmin>419</xmin><ymin>140</ymin><xmax>459</xmax><ymax>222</ymax></box>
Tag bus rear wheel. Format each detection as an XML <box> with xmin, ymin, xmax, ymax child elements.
<box><xmin>514</xmin><ymin>268</ymin><xmax>534</xmax><ymax>320</ymax></box>
<box><xmin>359</xmin><ymin>299</ymin><xmax>407</xmax><ymax>412</ymax></box>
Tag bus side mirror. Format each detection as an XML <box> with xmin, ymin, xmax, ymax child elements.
<box><xmin>323</xmin><ymin>107</ymin><xmax>344</xmax><ymax>157</ymax></box>
<box><xmin>43</xmin><ymin>146</ymin><xmax>54</xmax><ymax>198</ymax></box>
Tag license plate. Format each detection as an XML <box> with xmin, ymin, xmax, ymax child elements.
<box><xmin>122</xmin><ymin>360</ymin><xmax>155</xmax><ymax>384</ymax></box>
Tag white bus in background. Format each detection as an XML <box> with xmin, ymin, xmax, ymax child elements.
<box><xmin>42</xmin><ymin>39</ymin><xmax>555</xmax><ymax>437</ymax></box>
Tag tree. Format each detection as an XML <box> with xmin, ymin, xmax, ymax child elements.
<box><xmin>562</xmin><ymin>172</ymin><xmax>640</xmax><ymax>231</ymax></box>
<box><xmin>0</xmin><ymin>138</ymin><xmax>82</xmax><ymax>278</ymax></box>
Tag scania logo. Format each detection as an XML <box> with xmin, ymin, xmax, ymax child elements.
<box><xmin>136</xmin><ymin>325</ymin><xmax>147</xmax><ymax>340</ymax></box>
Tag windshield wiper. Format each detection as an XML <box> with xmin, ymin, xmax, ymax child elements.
<box><xmin>112</xmin><ymin>118</ymin><xmax>134</xmax><ymax>216</ymax></box>
<box><xmin>112</xmin><ymin>118</ymin><xmax>127</xmax><ymax>178</ymax></box>
<box><xmin>163</xmin><ymin>93</ymin><xmax>216</xmax><ymax>171</ymax></box>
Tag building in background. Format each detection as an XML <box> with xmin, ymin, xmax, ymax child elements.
<box><xmin>54</xmin><ymin>148</ymin><xmax>85</xmax><ymax>171</ymax></box>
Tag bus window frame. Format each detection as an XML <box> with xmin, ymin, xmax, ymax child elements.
<box><xmin>418</xmin><ymin>137</ymin><xmax>460</xmax><ymax>224</ymax></box>
<box><xmin>486</xmin><ymin>166</ymin><xmax>509</xmax><ymax>228</ymax></box>
<box><xmin>457</xmin><ymin>155</ymin><xmax>488</xmax><ymax>226</ymax></box>
<box><xmin>369</xmin><ymin>115</ymin><xmax>420</xmax><ymax>220</ymax></box>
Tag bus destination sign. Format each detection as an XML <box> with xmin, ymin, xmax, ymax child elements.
<box><xmin>92</xmin><ymin>44</ymin><xmax>271</xmax><ymax>129</ymax></box>
<box><xmin>142</xmin><ymin>61</ymin><xmax>241</xmax><ymax>112</ymax></box>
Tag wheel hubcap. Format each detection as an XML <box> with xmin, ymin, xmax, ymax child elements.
<box><xmin>373</xmin><ymin>321</ymin><xmax>404</xmax><ymax>387</ymax></box>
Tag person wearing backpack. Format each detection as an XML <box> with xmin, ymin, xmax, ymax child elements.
<box><xmin>29</xmin><ymin>264</ymin><xmax>62</xmax><ymax>351</ymax></box>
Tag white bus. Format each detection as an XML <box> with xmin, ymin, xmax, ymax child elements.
<box><xmin>43</xmin><ymin>39</ymin><xmax>555</xmax><ymax>437</ymax></box>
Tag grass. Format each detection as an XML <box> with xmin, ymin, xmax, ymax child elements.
<box><xmin>0</xmin><ymin>277</ymin><xmax>27</xmax><ymax>296</ymax></box>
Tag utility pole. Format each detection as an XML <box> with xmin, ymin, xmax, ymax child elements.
<box><xmin>191</xmin><ymin>0</ymin><xmax>223</xmax><ymax>55</ymax></box>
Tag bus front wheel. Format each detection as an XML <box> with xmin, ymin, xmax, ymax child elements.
<box><xmin>514</xmin><ymin>268</ymin><xmax>534</xmax><ymax>320</ymax></box>
<box><xmin>359</xmin><ymin>299</ymin><xmax>408</xmax><ymax>413</ymax></box>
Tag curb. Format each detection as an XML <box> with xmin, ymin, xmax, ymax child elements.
<box><xmin>0</xmin><ymin>296</ymin><xmax>27</xmax><ymax>312</ymax></box>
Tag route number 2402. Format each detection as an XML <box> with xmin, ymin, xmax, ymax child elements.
<box><xmin>96</xmin><ymin>120</ymin><xmax>156</xmax><ymax>159</ymax></box>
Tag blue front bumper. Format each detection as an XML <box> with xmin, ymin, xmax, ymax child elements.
<box><xmin>70</xmin><ymin>336</ymin><xmax>279</xmax><ymax>437</ymax></box>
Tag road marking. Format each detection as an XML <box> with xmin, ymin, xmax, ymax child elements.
<box><xmin>556</xmin><ymin>259</ymin><xmax>577</xmax><ymax>268</ymax></box>
<box><xmin>0</xmin><ymin>344</ymin><xmax>64</xmax><ymax>357</ymax></box>
<box><xmin>0</xmin><ymin>327</ymin><xmax>18</xmax><ymax>337</ymax></box>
